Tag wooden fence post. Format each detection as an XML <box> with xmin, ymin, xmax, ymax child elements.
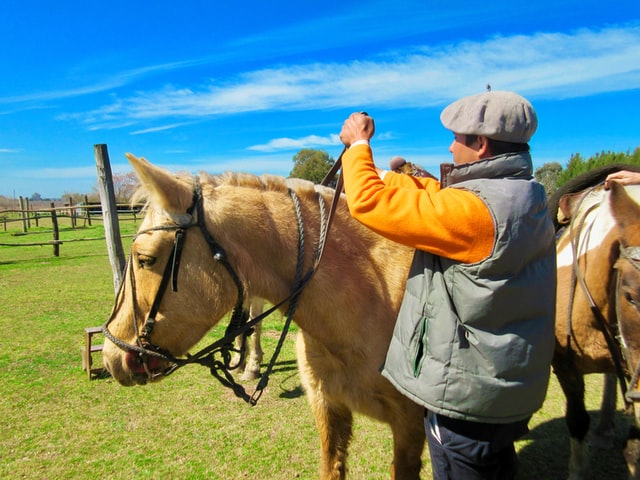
<box><xmin>26</xmin><ymin>198</ymin><xmax>31</xmax><ymax>229</ymax></box>
<box><xmin>84</xmin><ymin>195</ymin><xmax>92</xmax><ymax>227</ymax></box>
<box><xmin>94</xmin><ymin>144</ymin><xmax>126</xmax><ymax>293</ymax></box>
<box><xmin>50</xmin><ymin>202</ymin><xmax>59</xmax><ymax>257</ymax></box>
<box><xmin>69</xmin><ymin>196</ymin><xmax>76</xmax><ymax>228</ymax></box>
<box><xmin>19</xmin><ymin>196</ymin><xmax>27</xmax><ymax>233</ymax></box>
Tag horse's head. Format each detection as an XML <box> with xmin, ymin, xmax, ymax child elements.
<box><xmin>609</xmin><ymin>182</ymin><xmax>640</xmax><ymax>398</ymax></box>
<box><xmin>102</xmin><ymin>155</ymin><xmax>241</xmax><ymax>386</ymax></box>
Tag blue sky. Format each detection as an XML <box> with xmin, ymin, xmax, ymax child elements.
<box><xmin>1</xmin><ymin>1</ymin><xmax>639</xmax><ymax>199</ymax></box>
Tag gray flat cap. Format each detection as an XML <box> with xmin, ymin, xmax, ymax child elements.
<box><xmin>440</xmin><ymin>91</ymin><xmax>537</xmax><ymax>143</ymax></box>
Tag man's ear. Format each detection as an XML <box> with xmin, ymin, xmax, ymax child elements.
<box><xmin>477</xmin><ymin>135</ymin><xmax>491</xmax><ymax>158</ymax></box>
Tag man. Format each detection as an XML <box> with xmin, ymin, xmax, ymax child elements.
<box><xmin>389</xmin><ymin>155</ymin><xmax>435</xmax><ymax>179</ymax></box>
<box><xmin>338</xmin><ymin>91</ymin><xmax>556</xmax><ymax>479</ymax></box>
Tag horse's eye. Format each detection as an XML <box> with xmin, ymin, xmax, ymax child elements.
<box><xmin>625</xmin><ymin>291</ymin><xmax>639</xmax><ymax>308</ymax></box>
<box><xmin>137</xmin><ymin>254</ymin><xmax>157</xmax><ymax>268</ymax></box>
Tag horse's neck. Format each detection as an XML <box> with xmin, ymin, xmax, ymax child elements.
<box><xmin>557</xmin><ymin>190</ymin><xmax>611</xmax><ymax>268</ymax></box>
<box><xmin>212</xmin><ymin>185</ymin><xmax>335</xmax><ymax>301</ymax></box>
<box><xmin>211</xmin><ymin>183</ymin><xmax>412</xmax><ymax>337</ymax></box>
<box><xmin>557</xmin><ymin>184</ymin><xmax>640</xmax><ymax>268</ymax></box>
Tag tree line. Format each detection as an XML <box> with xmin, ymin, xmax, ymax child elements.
<box><xmin>534</xmin><ymin>147</ymin><xmax>640</xmax><ymax>196</ymax></box>
<box><xmin>2</xmin><ymin>147</ymin><xmax>638</xmax><ymax>210</ymax></box>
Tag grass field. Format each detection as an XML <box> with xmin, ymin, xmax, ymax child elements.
<box><xmin>0</xmin><ymin>218</ymin><xmax>633</xmax><ymax>479</ymax></box>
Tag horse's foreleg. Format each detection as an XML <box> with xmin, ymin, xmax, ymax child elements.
<box><xmin>553</xmin><ymin>358</ymin><xmax>590</xmax><ymax>480</ymax></box>
<box><xmin>231</xmin><ymin>298</ymin><xmax>264</xmax><ymax>381</ymax></box>
<box><xmin>591</xmin><ymin>373</ymin><xmax>618</xmax><ymax>449</ymax></box>
<box><xmin>389</xmin><ymin>402</ymin><xmax>425</xmax><ymax>480</ymax></box>
<box><xmin>623</xmin><ymin>404</ymin><xmax>640</xmax><ymax>480</ymax></box>
<box><xmin>241</xmin><ymin>320</ymin><xmax>263</xmax><ymax>381</ymax></box>
<box><xmin>240</xmin><ymin>299</ymin><xmax>264</xmax><ymax>381</ymax></box>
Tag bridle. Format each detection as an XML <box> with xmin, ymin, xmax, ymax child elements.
<box><xmin>566</xmin><ymin>184</ymin><xmax>640</xmax><ymax>406</ymax></box>
<box><xmin>616</xmin><ymin>243</ymin><xmax>640</xmax><ymax>402</ymax></box>
<box><xmin>102</xmin><ymin>150</ymin><xmax>346</xmax><ymax>404</ymax></box>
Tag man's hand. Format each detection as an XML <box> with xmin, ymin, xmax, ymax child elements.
<box><xmin>340</xmin><ymin>112</ymin><xmax>375</xmax><ymax>147</ymax></box>
<box><xmin>604</xmin><ymin>170</ymin><xmax>640</xmax><ymax>189</ymax></box>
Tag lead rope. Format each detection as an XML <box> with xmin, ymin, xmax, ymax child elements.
<box><xmin>249</xmin><ymin>148</ymin><xmax>345</xmax><ymax>404</ymax></box>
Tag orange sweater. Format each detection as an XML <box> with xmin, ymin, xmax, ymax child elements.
<box><xmin>341</xmin><ymin>144</ymin><xmax>494</xmax><ymax>264</ymax></box>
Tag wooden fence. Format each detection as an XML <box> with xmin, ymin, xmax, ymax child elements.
<box><xmin>2</xmin><ymin>145</ymin><xmax>128</xmax><ymax>292</ymax></box>
<box><xmin>0</xmin><ymin>202</ymin><xmax>143</xmax><ymax>257</ymax></box>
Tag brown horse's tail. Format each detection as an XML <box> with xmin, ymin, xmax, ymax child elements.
<box><xmin>547</xmin><ymin>163</ymin><xmax>640</xmax><ymax>232</ymax></box>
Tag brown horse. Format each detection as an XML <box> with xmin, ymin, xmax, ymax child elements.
<box><xmin>552</xmin><ymin>169</ymin><xmax>640</xmax><ymax>480</ymax></box>
<box><xmin>102</xmin><ymin>154</ymin><xmax>425</xmax><ymax>479</ymax></box>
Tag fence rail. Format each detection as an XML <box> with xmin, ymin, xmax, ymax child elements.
<box><xmin>0</xmin><ymin>203</ymin><xmax>142</xmax><ymax>256</ymax></box>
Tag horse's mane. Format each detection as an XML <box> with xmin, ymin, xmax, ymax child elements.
<box><xmin>547</xmin><ymin>163</ymin><xmax>640</xmax><ymax>231</ymax></box>
<box><xmin>131</xmin><ymin>169</ymin><xmax>337</xmax><ymax>208</ymax></box>
<box><xmin>199</xmin><ymin>171</ymin><xmax>336</xmax><ymax>202</ymax></box>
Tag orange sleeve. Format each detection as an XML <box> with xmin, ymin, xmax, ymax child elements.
<box><xmin>341</xmin><ymin>144</ymin><xmax>494</xmax><ymax>264</ymax></box>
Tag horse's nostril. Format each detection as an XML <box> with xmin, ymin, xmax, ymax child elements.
<box><xmin>125</xmin><ymin>351</ymin><xmax>162</xmax><ymax>374</ymax></box>
<box><xmin>125</xmin><ymin>352</ymin><xmax>147</xmax><ymax>373</ymax></box>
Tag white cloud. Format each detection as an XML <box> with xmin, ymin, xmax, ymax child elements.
<box><xmin>248</xmin><ymin>134</ymin><xmax>341</xmax><ymax>152</ymax></box>
<box><xmin>0</xmin><ymin>61</ymin><xmax>199</xmax><ymax>105</ymax></box>
<box><xmin>70</xmin><ymin>25</ymin><xmax>640</xmax><ymax>129</ymax></box>
<box><xmin>130</xmin><ymin>122</ymin><xmax>193</xmax><ymax>135</ymax></box>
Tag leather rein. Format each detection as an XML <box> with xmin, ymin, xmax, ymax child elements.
<box><xmin>566</xmin><ymin>184</ymin><xmax>640</xmax><ymax>406</ymax></box>
<box><xmin>102</xmin><ymin>148</ymin><xmax>346</xmax><ymax>405</ymax></box>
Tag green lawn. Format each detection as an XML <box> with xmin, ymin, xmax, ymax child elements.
<box><xmin>0</xmin><ymin>219</ymin><xmax>632</xmax><ymax>479</ymax></box>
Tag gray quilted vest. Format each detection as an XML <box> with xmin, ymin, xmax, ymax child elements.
<box><xmin>381</xmin><ymin>152</ymin><xmax>556</xmax><ymax>423</ymax></box>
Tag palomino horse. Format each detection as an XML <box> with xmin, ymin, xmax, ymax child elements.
<box><xmin>551</xmin><ymin>167</ymin><xmax>640</xmax><ymax>480</ymax></box>
<box><xmin>102</xmin><ymin>154</ymin><xmax>425</xmax><ymax>479</ymax></box>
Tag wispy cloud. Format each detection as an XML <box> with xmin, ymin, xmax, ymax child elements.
<box><xmin>248</xmin><ymin>134</ymin><xmax>341</xmax><ymax>152</ymax></box>
<box><xmin>0</xmin><ymin>148</ymin><xmax>22</xmax><ymax>153</ymax></box>
<box><xmin>130</xmin><ymin>122</ymin><xmax>193</xmax><ymax>135</ymax></box>
<box><xmin>0</xmin><ymin>61</ymin><xmax>198</xmax><ymax>105</ymax></box>
<box><xmin>70</xmin><ymin>25</ymin><xmax>640</xmax><ymax>131</ymax></box>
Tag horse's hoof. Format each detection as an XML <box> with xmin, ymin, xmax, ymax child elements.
<box><xmin>240</xmin><ymin>370</ymin><xmax>261</xmax><ymax>382</ymax></box>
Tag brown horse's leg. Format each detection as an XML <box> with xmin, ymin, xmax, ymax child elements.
<box><xmin>553</xmin><ymin>356</ymin><xmax>590</xmax><ymax>480</ymax></box>
<box><xmin>389</xmin><ymin>402</ymin><xmax>425</xmax><ymax>479</ymax></box>
<box><xmin>592</xmin><ymin>373</ymin><xmax>618</xmax><ymax>449</ymax></box>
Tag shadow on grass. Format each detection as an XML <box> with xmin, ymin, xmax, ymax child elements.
<box><xmin>516</xmin><ymin>410</ymin><xmax>632</xmax><ymax>479</ymax></box>
<box><xmin>268</xmin><ymin>359</ymin><xmax>298</xmax><ymax>375</ymax></box>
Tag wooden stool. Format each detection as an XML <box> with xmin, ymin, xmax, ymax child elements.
<box><xmin>82</xmin><ymin>326</ymin><xmax>106</xmax><ymax>379</ymax></box>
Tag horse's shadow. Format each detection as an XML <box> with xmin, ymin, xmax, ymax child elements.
<box><xmin>516</xmin><ymin>410</ymin><xmax>632</xmax><ymax>479</ymax></box>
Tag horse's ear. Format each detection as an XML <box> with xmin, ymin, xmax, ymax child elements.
<box><xmin>126</xmin><ymin>153</ymin><xmax>194</xmax><ymax>215</ymax></box>
<box><xmin>609</xmin><ymin>181</ymin><xmax>640</xmax><ymax>240</ymax></box>
<box><xmin>558</xmin><ymin>191</ymin><xmax>590</xmax><ymax>226</ymax></box>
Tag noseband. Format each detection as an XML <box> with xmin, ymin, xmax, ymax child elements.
<box><xmin>102</xmin><ymin>171</ymin><xmax>337</xmax><ymax>404</ymax></box>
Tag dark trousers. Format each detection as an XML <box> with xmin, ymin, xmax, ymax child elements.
<box><xmin>425</xmin><ymin>410</ymin><xmax>530</xmax><ymax>480</ymax></box>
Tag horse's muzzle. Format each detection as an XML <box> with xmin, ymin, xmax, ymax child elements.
<box><xmin>125</xmin><ymin>351</ymin><xmax>163</xmax><ymax>375</ymax></box>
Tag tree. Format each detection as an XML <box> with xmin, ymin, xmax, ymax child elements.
<box><xmin>92</xmin><ymin>171</ymin><xmax>139</xmax><ymax>203</ymax></box>
<box><xmin>556</xmin><ymin>148</ymin><xmax>640</xmax><ymax>187</ymax></box>
<box><xmin>289</xmin><ymin>149</ymin><xmax>335</xmax><ymax>184</ymax></box>
<box><xmin>30</xmin><ymin>192</ymin><xmax>43</xmax><ymax>201</ymax></box>
<box><xmin>535</xmin><ymin>162</ymin><xmax>562</xmax><ymax>196</ymax></box>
